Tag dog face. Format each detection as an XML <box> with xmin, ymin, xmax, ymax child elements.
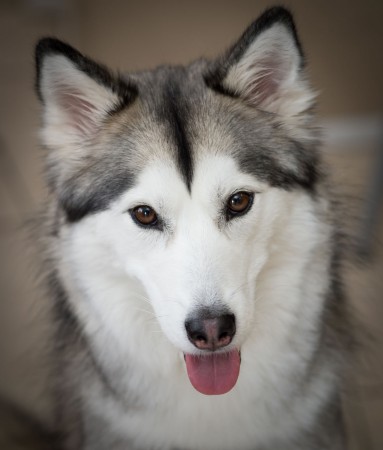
<box><xmin>36</xmin><ymin>8</ymin><xmax>323</xmax><ymax>394</ymax></box>
<box><xmin>79</xmin><ymin>153</ymin><xmax>272</xmax><ymax>352</ymax></box>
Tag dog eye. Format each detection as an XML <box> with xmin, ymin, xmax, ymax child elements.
<box><xmin>226</xmin><ymin>192</ymin><xmax>253</xmax><ymax>219</ymax></box>
<box><xmin>131</xmin><ymin>205</ymin><xmax>158</xmax><ymax>227</ymax></box>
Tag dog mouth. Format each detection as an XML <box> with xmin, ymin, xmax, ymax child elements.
<box><xmin>184</xmin><ymin>349</ymin><xmax>241</xmax><ymax>395</ymax></box>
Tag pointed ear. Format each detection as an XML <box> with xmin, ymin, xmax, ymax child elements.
<box><xmin>205</xmin><ymin>7</ymin><xmax>315</xmax><ymax>117</ymax></box>
<box><xmin>35</xmin><ymin>38</ymin><xmax>137</xmax><ymax>148</ymax></box>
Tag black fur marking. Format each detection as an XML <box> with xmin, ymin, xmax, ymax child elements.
<box><xmin>217</xmin><ymin>106</ymin><xmax>321</xmax><ymax>192</ymax></box>
<box><xmin>204</xmin><ymin>6</ymin><xmax>304</xmax><ymax>97</ymax></box>
<box><xmin>35</xmin><ymin>37</ymin><xmax>138</xmax><ymax>113</ymax></box>
<box><xmin>237</xmin><ymin>142</ymin><xmax>319</xmax><ymax>192</ymax></box>
<box><xmin>59</xmin><ymin>166</ymin><xmax>135</xmax><ymax>223</ymax></box>
<box><xmin>160</xmin><ymin>81</ymin><xmax>194</xmax><ymax>190</ymax></box>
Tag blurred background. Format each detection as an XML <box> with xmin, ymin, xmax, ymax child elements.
<box><xmin>0</xmin><ymin>0</ymin><xmax>382</xmax><ymax>449</ymax></box>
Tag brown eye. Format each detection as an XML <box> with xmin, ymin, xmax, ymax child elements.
<box><xmin>131</xmin><ymin>205</ymin><xmax>158</xmax><ymax>226</ymax></box>
<box><xmin>227</xmin><ymin>192</ymin><xmax>253</xmax><ymax>218</ymax></box>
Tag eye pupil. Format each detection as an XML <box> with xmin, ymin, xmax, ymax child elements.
<box><xmin>231</xmin><ymin>194</ymin><xmax>244</xmax><ymax>207</ymax></box>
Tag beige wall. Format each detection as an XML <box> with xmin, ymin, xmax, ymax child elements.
<box><xmin>76</xmin><ymin>0</ymin><xmax>383</xmax><ymax>117</ymax></box>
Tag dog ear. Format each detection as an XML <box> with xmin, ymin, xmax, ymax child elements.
<box><xmin>35</xmin><ymin>38</ymin><xmax>137</xmax><ymax>148</ymax></box>
<box><xmin>205</xmin><ymin>7</ymin><xmax>315</xmax><ymax>117</ymax></box>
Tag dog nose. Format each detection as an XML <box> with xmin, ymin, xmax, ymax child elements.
<box><xmin>185</xmin><ymin>312</ymin><xmax>236</xmax><ymax>351</ymax></box>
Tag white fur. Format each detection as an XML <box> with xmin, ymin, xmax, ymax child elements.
<box><xmin>57</xmin><ymin>153</ymin><xmax>333</xmax><ymax>449</ymax></box>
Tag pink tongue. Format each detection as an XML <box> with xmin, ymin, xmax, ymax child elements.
<box><xmin>185</xmin><ymin>350</ymin><xmax>240</xmax><ymax>395</ymax></box>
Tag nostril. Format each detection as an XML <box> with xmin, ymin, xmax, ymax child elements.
<box><xmin>218</xmin><ymin>314</ymin><xmax>236</xmax><ymax>338</ymax></box>
<box><xmin>185</xmin><ymin>319</ymin><xmax>207</xmax><ymax>342</ymax></box>
<box><xmin>193</xmin><ymin>334</ymin><xmax>207</xmax><ymax>343</ymax></box>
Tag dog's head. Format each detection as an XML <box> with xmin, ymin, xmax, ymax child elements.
<box><xmin>36</xmin><ymin>7</ymin><xmax>324</xmax><ymax>395</ymax></box>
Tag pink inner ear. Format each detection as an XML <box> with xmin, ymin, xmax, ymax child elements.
<box><xmin>246</xmin><ymin>54</ymin><xmax>286</xmax><ymax>106</ymax></box>
<box><xmin>57</xmin><ymin>87</ymin><xmax>100</xmax><ymax>135</ymax></box>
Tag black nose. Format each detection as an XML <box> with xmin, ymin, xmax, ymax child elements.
<box><xmin>185</xmin><ymin>311</ymin><xmax>236</xmax><ymax>351</ymax></box>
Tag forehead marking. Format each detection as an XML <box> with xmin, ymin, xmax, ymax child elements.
<box><xmin>162</xmin><ymin>82</ymin><xmax>193</xmax><ymax>191</ymax></box>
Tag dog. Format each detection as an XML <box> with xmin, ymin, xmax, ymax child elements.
<box><xmin>35</xmin><ymin>6</ymin><xmax>350</xmax><ymax>449</ymax></box>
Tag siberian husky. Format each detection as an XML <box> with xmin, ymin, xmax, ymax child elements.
<box><xmin>35</xmin><ymin>6</ymin><xmax>349</xmax><ymax>450</ymax></box>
